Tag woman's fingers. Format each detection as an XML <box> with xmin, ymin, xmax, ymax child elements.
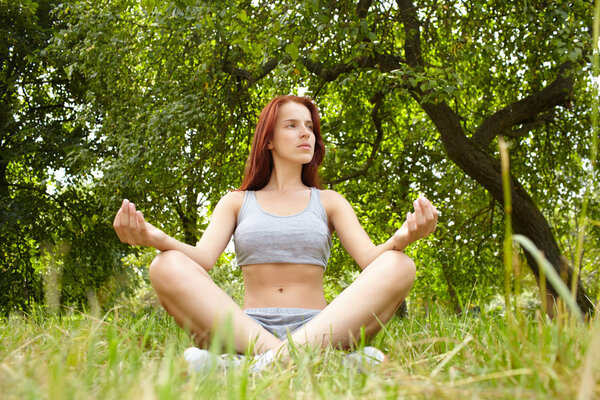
<box><xmin>129</xmin><ymin>202</ymin><xmax>138</xmax><ymax>241</ymax></box>
<box><xmin>420</xmin><ymin>197</ymin><xmax>435</xmax><ymax>222</ymax></box>
<box><xmin>136</xmin><ymin>210</ymin><xmax>146</xmax><ymax>232</ymax></box>
<box><xmin>420</xmin><ymin>197</ymin><xmax>438</xmax><ymax>233</ymax></box>
<box><xmin>413</xmin><ymin>198</ymin><xmax>428</xmax><ymax>232</ymax></box>
<box><xmin>120</xmin><ymin>199</ymin><xmax>129</xmax><ymax>228</ymax></box>
<box><xmin>118</xmin><ymin>199</ymin><xmax>131</xmax><ymax>242</ymax></box>
<box><xmin>136</xmin><ymin>210</ymin><xmax>150</xmax><ymax>241</ymax></box>
<box><xmin>406</xmin><ymin>212</ymin><xmax>415</xmax><ymax>232</ymax></box>
<box><xmin>396</xmin><ymin>197</ymin><xmax>440</xmax><ymax>246</ymax></box>
<box><xmin>113</xmin><ymin>199</ymin><xmax>147</xmax><ymax>245</ymax></box>
<box><xmin>117</xmin><ymin>199</ymin><xmax>133</xmax><ymax>243</ymax></box>
<box><xmin>412</xmin><ymin>200</ymin><xmax>421</xmax><ymax>226</ymax></box>
<box><xmin>410</xmin><ymin>197</ymin><xmax>439</xmax><ymax>238</ymax></box>
<box><xmin>113</xmin><ymin>204</ymin><xmax>126</xmax><ymax>242</ymax></box>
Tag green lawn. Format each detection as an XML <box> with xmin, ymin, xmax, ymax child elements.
<box><xmin>1</xmin><ymin>306</ymin><xmax>598</xmax><ymax>399</ymax></box>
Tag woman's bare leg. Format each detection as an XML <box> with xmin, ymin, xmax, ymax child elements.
<box><xmin>149</xmin><ymin>250</ymin><xmax>282</xmax><ymax>354</ymax></box>
<box><xmin>287</xmin><ymin>250</ymin><xmax>416</xmax><ymax>350</ymax></box>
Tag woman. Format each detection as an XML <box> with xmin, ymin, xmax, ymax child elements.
<box><xmin>113</xmin><ymin>95</ymin><xmax>438</xmax><ymax>368</ymax></box>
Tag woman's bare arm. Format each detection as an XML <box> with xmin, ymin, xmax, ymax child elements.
<box><xmin>113</xmin><ymin>191</ymin><xmax>243</xmax><ymax>272</ymax></box>
<box><xmin>323</xmin><ymin>190</ymin><xmax>438</xmax><ymax>269</ymax></box>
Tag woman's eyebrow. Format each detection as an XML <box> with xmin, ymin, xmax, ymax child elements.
<box><xmin>282</xmin><ymin>118</ymin><xmax>312</xmax><ymax>123</ymax></box>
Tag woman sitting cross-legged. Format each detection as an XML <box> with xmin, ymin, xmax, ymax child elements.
<box><xmin>113</xmin><ymin>95</ymin><xmax>438</xmax><ymax>371</ymax></box>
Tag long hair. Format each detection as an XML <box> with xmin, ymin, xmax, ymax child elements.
<box><xmin>238</xmin><ymin>95</ymin><xmax>325</xmax><ymax>191</ymax></box>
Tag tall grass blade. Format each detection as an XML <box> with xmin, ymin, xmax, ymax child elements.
<box><xmin>429</xmin><ymin>333</ymin><xmax>473</xmax><ymax>378</ymax></box>
<box><xmin>539</xmin><ymin>259</ymin><xmax>547</xmax><ymax>314</ymax></box>
<box><xmin>573</xmin><ymin>0</ymin><xmax>600</xmax><ymax>297</ymax></box>
<box><xmin>513</xmin><ymin>234</ymin><xmax>583</xmax><ymax>320</ymax></box>
<box><xmin>577</xmin><ymin>317</ymin><xmax>600</xmax><ymax>400</ymax></box>
<box><xmin>576</xmin><ymin>4</ymin><xmax>600</xmax><ymax>398</ymax></box>
<box><xmin>498</xmin><ymin>137</ymin><xmax>514</xmax><ymax>320</ymax></box>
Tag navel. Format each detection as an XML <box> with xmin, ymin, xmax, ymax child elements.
<box><xmin>278</xmin><ymin>288</ymin><xmax>284</xmax><ymax>293</ymax></box>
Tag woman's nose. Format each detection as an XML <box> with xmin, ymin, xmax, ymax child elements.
<box><xmin>300</xmin><ymin>125</ymin><xmax>311</xmax><ymax>137</ymax></box>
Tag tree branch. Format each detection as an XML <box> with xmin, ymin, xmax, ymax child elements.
<box><xmin>472</xmin><ymin>62</ymin><xmax>573</xmax><ymax>149</ymax></box>
<box><xmin>26</xmin><ymin>104</ymin><xmax>75</xmax><ymax>112</ymax></box>
<box><xmin>302</xmin><ymin>53</ymin><xmax>406</xmax><ymax>82</ymax></box>
<box><xmin>502</xmin><ymin>115</ymin><xmax>550</xmax><ymax>139</ymax></box>
<box><xmin>222</xmin><ymin>49</ymin><xmax>405</xmax><ymax>86</ymax></box>
<box><xmin>357</xmin><ymin>0</ymin><xmax>374</xmax><ymax>18</ymax></box>
<box><xmin>222</xmin><ymin>61</ymin><xmax>252</xmax><ymax>81</ymax></box>
<box><xmin>222</xmin><ymin>57</ymin><xmax>279</xmax><ymax>87</ymax></box>
<box><xmin>251</xmin><ymin>58</ymin><xmax>279</xmax><ymax>83</ymax></box>
<box><xmin>396</xmin><ymin>0</ymin><xmax>423</xmax><ymax>67</ymax></box>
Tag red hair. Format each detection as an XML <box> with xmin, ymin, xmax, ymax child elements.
<box><xmin>238</xmin><ymin>95</ymin><xmax>325</xmax><ymax>191</ymax></box>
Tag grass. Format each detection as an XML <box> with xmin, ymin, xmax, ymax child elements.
<box><xmin>1</xmin><ymin>305</ymin><xmax>598</xmax><ymax>399</ymax></box>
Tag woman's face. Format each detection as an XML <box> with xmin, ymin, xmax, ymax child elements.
<box><xmin>268</xmin><ymin>101</ymin><xmax>315</xmax><ymax>165</ymax></box>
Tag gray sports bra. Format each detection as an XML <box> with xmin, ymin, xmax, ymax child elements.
<box><xmin>233</xmin><ymin>187</ymin><xmax>332</xmax><ymax>269</ymax></box>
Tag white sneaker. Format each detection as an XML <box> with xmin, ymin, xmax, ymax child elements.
<box><xmin>249</xmin><ymin>349</ymin><xmax>275</xmax><ymax>373</ymax></box>
<box><xmin>184</xmin><ymin>347</ymin><xmax>220</xmax><ymax>373</ymax></box>
<box><xmin>343</xmin><ymin>346</ymin><xmax>385</xmax><ymax>372</ymax></box>
<box><xmin>183</xmin><ymin>347</ymin><xmax>244</xmax><ymax>373</ymax></box>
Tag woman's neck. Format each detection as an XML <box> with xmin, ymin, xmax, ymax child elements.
<box><xmin>264</xmin><ymin>162</ymin><xmax>305</xmax><ymax>192</ymax></box>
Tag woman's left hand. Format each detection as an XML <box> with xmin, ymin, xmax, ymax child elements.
<box><xmin>392</xmin><ymin>197</ymin><xmax>439</xmax><ymax>251</ymax></box>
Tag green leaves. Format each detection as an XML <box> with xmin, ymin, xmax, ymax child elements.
<box><xmin>285</xmin><ymin>43</ymin><xmax>299</xmax><ymax>61</ymax></box>
<box><xmin>3</xmin><ymin>0</ymin><xmax>597</xmax><ymax>314</ymax></box>
<box><xmin>140</xmin><ymin>0</ymin><xmax>156</xmax><ymax>13</ymax></box>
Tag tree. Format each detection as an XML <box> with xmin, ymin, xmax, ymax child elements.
<box><xmin>0</xmin><ymin>0</ymin><xmax>136</xmax><ymax>313</ymax></box>
<box><xmin>389</xmin><ymin>0</ymin><xmax>596</xmax><ymax>314</ymax></box>
<box><xmin>48</xmin><ymin>0</ymin><xmax>597</xmax><ymax>314</ymax></box>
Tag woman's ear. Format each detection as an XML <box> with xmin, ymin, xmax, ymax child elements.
<box><xmin>267</xmin><ymin>141</ymin><xmax>273</xmax><ymax>150</ymax></box>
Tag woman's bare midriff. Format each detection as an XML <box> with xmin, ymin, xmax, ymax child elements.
<box><xmin>241</xmin><ymin>263</ymin><xmax>327</xmax><ymax>310</ymax></box>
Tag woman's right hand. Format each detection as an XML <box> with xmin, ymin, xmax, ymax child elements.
<box><xmin>392</xmin><ymin>196</ymin><xmax>438</xmax><ymax>251</ymax></box>
<box><xmin>113</xmin><ymin>199</ymin><xmax>167</xmax><ymax>249</ymax></box>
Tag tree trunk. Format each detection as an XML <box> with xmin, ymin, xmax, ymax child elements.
<box><xmin>0</xmin><ymin>153</ymin><xmax>8</xmax><ymax>198</ymax></box>
<box><xmin>397</xmin><ymin>0</ymin><xmax>594</xmax><ymax>316</ymax></box>
<box><xmin>441</xmin><ymin>263</ymin><xmax>463</xmax><ymax>314</ymax></box>
<box><xmin>422</xmin><ymin>102</ymin><xmax>593</xmax><ymax>315</ymax></box>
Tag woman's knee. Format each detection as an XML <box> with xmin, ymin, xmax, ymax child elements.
<box><xmin>148</xmin><ymin>250</ymin><xmax>208</xmax><ymax>292</ymax></box>
<box><xmin>377</xmin><ymin>251</ymin><xmax>416</xmax><ymax>292</ymax></box>
<box><xmin>149</xmin><ymin>250</ymin><xmax>177</xmax><ymax>281</ymax></box>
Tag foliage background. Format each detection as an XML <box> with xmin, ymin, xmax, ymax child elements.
<box><xmin>1</xmin><ymin>0</ymin><xmax>598</xmax><ymax>315</ymax></box>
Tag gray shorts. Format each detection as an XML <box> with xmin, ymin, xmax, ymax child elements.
<box><xmin>245</xmin><ymin>307</ymin><xmax>321</xmax><ymax>339</ymax></box>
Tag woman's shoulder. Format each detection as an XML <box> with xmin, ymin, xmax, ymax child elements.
<box><xmin>216</xmin><ymin>190</ymin><xmax>246</xmax><ymax>215</ymax></box>
<box><xmin>220</xmin><ymin>189</ymin><xmax>246</xmax><ymax>201</ymax></box>
<box><xmin>318</xmin><ymin>188</ymin><xmax>341</xmax><ymax>200</ymax></box>
<box><xmin>318</xmin><ymin>189</ymin><xmax>351</xmax><ymax>211</ymax></box>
